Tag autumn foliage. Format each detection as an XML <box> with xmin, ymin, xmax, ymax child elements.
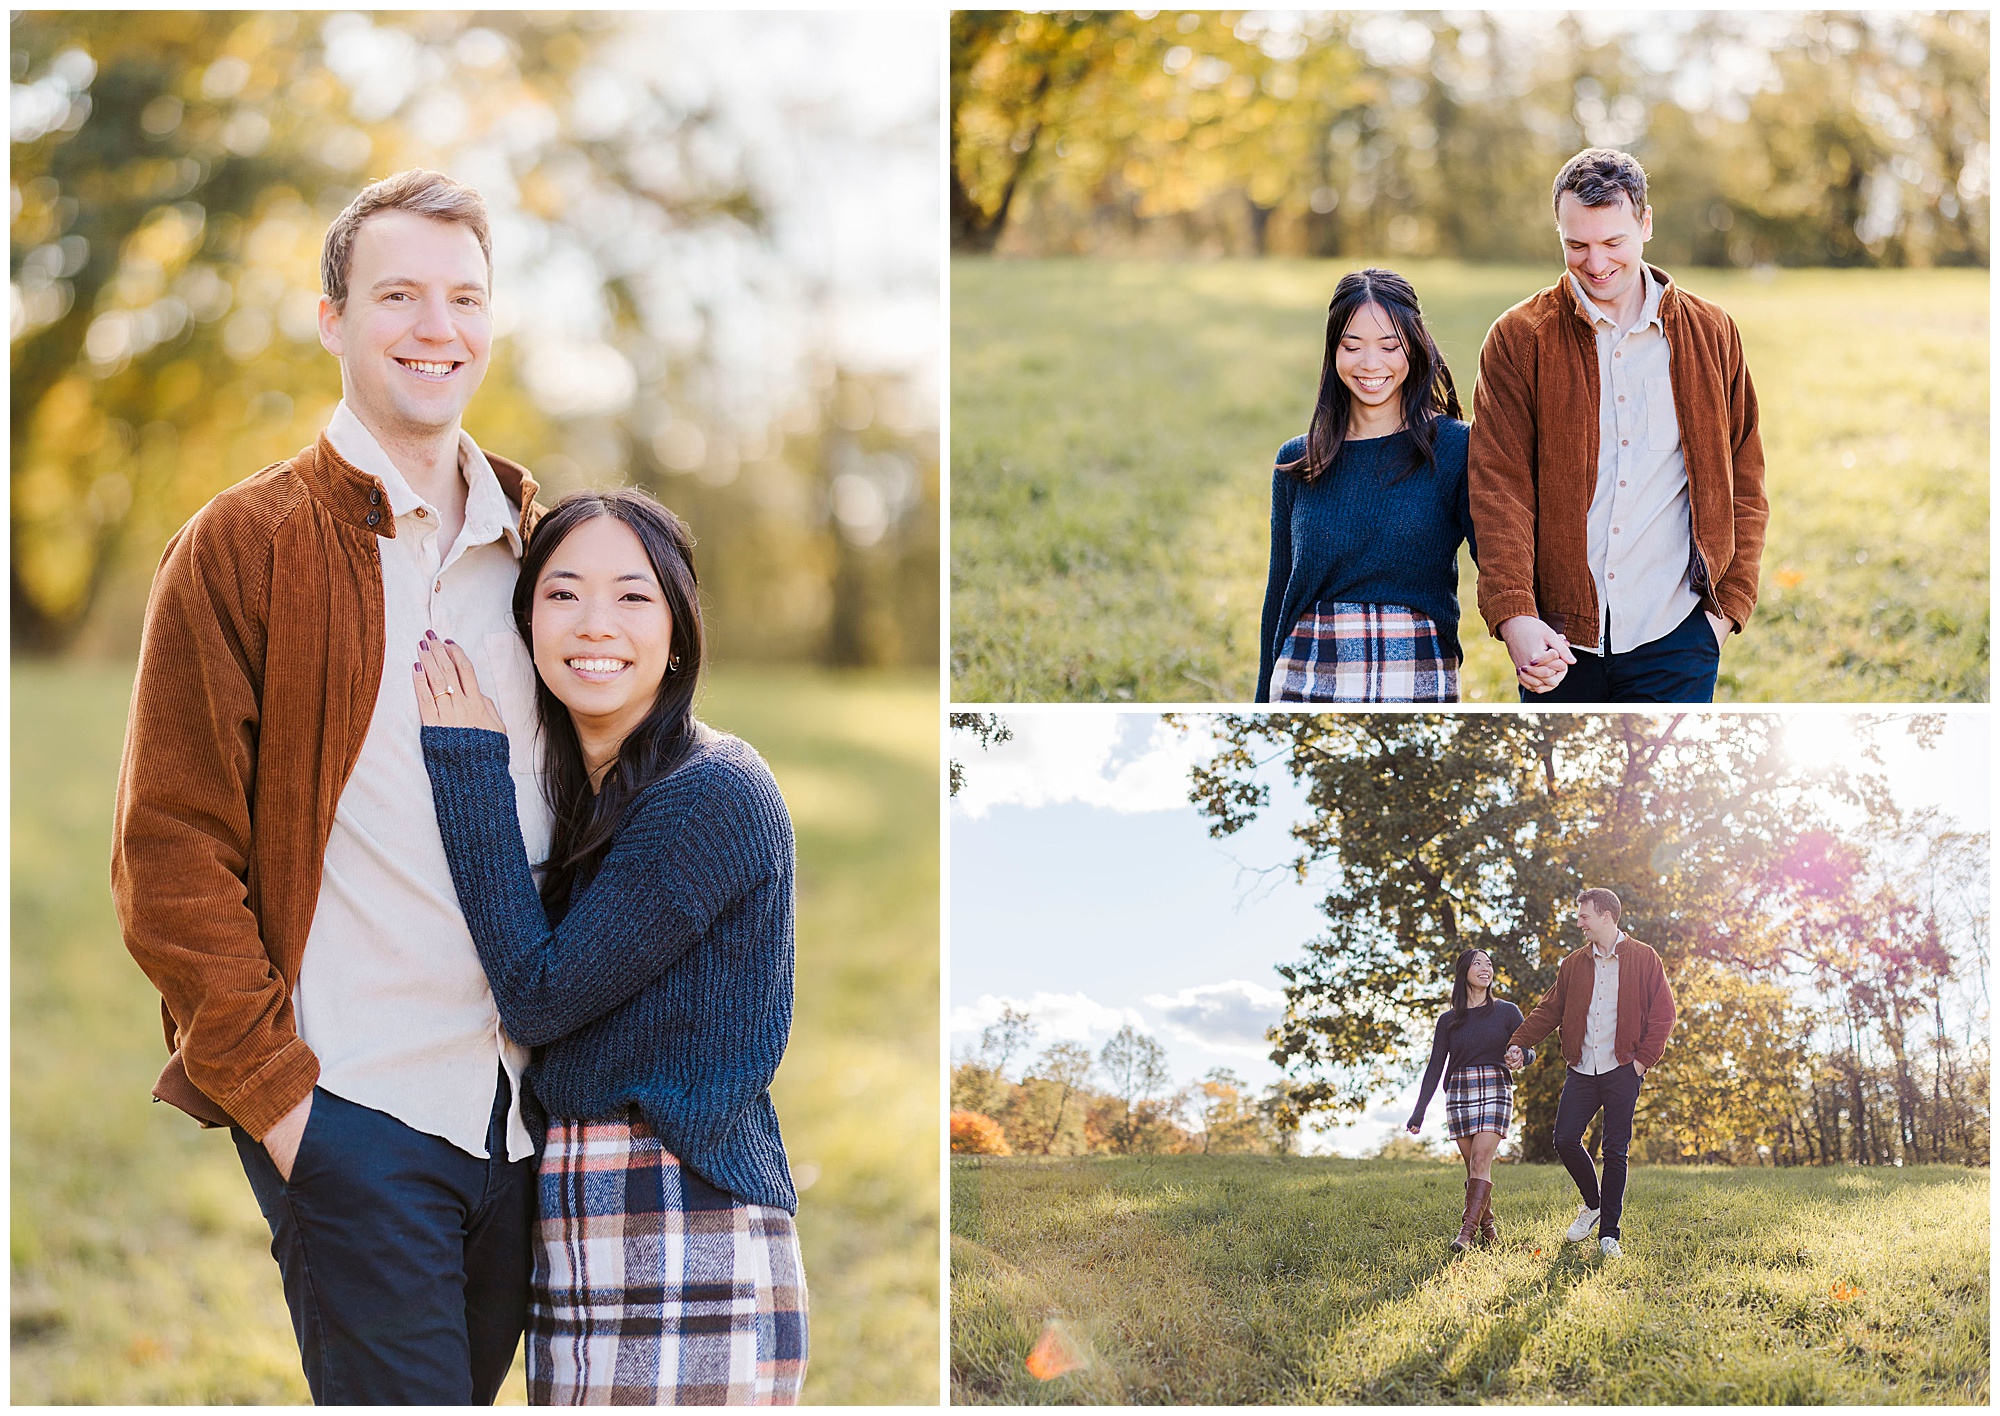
<box><xmin>952</xmin><ymin>1109</ymin><xmax>1012</xmax><ymax>1155</ymax></box>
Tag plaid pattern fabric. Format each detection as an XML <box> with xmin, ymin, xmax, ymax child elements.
<box><xmin>530</xmin><ymin>1115</ymin><xmax>808</xmax><ymax>1405</ymax></box>
<box><xmin>1271</xmin><ymin>601</ymin><xmax>1460</xmax><ymax>702</ymax></box>
<box><xmin>1444</xmin><ymin>1064</ymin><xmax>1514</xmax><ymax>1141</ymax></box>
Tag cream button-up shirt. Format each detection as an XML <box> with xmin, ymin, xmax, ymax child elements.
<box><xmin>1570</xmin><ymin>266</ymin><xmax>1702</xmax><ymax>655</ymax></box>
<box><xmin>1576</xmin><ymin>933</ymin><xmax>1625</xmax><ymax>1076</ymax></box>
<box><xmin>291</xmin><ymin>402</ymin><xmax>551</xmax><ymax>1161</ymax></box>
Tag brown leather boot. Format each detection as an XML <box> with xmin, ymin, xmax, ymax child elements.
<box><xmin>1450</xmin><ymin>1178</ymin><xmax>1491</xmax><ymax>1252</ymax></box>
<box><xmin>1478</xmin><ymin>1179</ymin><xmax>1499</xmax><ymax>1244</ymax></box>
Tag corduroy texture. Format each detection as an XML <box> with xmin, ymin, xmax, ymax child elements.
<box><xmin>1256</xmin><ymin>421</ymin><xmax>1476</xmax><ymax>702</ymax></box>
<box><xmin>1467</xmin><ymin>263</ymin><xmax>1768</xmax><ymax>651</ymax></box>
<box><xmin>110</xmin><ymin>435</ymin><xmax>541</xmax><ymax>1139</ymax></box>
<box><xmin>421</xmin><ymin>725</ymin><xmax>799</xmax><ymax>1214</ymax></box>
<box><xmin>1509</xmin><ymin>937</ymin><xmax>1679</xmax><ymax>1072</ymax></box>
<box><xmin>1408</xmin><ymin>999</ymin><xmax>1530</xmax><ymax>1130</ymax></box>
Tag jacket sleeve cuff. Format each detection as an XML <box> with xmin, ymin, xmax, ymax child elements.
<box><xmin>217</xmin><ymin>1035</ymin><xmax>321</xmax><ymax>1139</ymax></box>
<box><xmin>1483</xmin><ymin>592</ymin><xmax>1543</xmax><ymax>639</ymax></box>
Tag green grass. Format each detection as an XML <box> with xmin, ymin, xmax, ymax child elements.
<box><xmin>952</xmin><ymin>1155</ymin><xmax>1989</xmax><ymax>1405</ymax></box>
<box><xmin>950</xmin><ymin>259</ymin><xmax>1989</xmax><ymax>702</ymax></box>
<box><xmin>11</xmin><ymin>658</ymin><xmax>940</xmax><ymax>1404</ymax></box>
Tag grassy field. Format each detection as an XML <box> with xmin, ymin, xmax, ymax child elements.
<box><xmin>950</xmin><ymin>259</ymin><xmax>1989</xmax><ymax>702</ymax></box>
<box><xmin>952</xmin><ymin>1155</ymin><xmax>1989</xmax><ymax>1405</ymax></box>
<box><xmin>11</xmin><ymin>658</ymin><xmax>940</xmax><ymax>1405</ymax></box>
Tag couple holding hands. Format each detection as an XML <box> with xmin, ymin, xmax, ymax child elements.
<box><xmin>1258</xmin><ymin>145</ymin><xmax>1767</xmax><ymax>704</ymax></box>
<box><xmin>1406</xmin><ymin>889</ymin><xmax>1679</xmax><ymax>1257</ymax></box>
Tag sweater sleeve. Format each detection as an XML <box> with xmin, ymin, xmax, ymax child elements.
<box><xmin>1255</xmin><ymin>451</ymin><xmax>1300</xmax><ymax>702</ymax></box>
<box><xmin>1467</xmin><ymin>316</ymin><xmax>1542</xmax><ymax>637</ymax></box>
<box><xmin>1407</xmin><ymin>1013</ymin><xmax>1453</xmax><ymax>1129</ymax></box>
<box><xmin>1504</xmin><ymin>1002</ymin><xmax>1533</xmax><ymax>1069</ymax></box>
<box><xmin>421</xmin><ymin>728</ymin><xmax>790</xmax><ymax>1048</ymax></box>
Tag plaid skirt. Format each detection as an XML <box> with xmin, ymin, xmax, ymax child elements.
<box><xmin>530</xmin><ymin>1115</ymin><xmax>809</xmax><ymax>1405</ymax></box>
<box><xmin>1271</xmin><ymin>601</ymin><xmax>1460</xmax><ymax>702</ymax></box>
<box><xmin>1444</xmin><ymin>1064</ymin><xmax>1514</xmax><ymax>1141</ymax></box>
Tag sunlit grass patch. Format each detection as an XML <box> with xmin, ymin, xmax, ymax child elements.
<box><xmin>951</xmin><ymin>1154</ymin><xmax>1988</xmax><ymax>1404</ymax></box>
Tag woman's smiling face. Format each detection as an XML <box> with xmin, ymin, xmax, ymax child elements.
<box><xmin>530</xmin><ymin>514</ymin><xmax>673</xmax><ymax>748</ymax></box>
<box><xmin>1333</xmin><ymin>300</ymin><xmax>1409</xmax><ymax>418</ymax></box>
<box><xmin>1466</xmin><ymin>951</ymin><xmax>1494</xmax><ymax>992</ymax></box>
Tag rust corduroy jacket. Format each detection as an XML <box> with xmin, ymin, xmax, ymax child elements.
<box><xmin>110</xmin><ymin>435</ymin><xmax>542</xmax><ymax>1138</ymax></box>
<box><xmin>1508</xmin><ymin>935</ymin><xmax>1678</xmax><ymax>1072</ymax></box>
<box><xmin>1467</xmin><ymin>264</ymin><xmax>1768</xmax><ymax>651</ymax></box>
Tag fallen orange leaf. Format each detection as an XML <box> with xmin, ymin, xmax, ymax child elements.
<box><xmin>1830</xmin><ymin>1281</ymin><xmax>1863</xmax><ymax>1302</ymax></box>
<box><xmin>1776</xmin><ymin>566</ymin><xmax>1804</xmax><ymax>589</ymax></box>
<box><xmin>1026</xmin><ymin>1320</ymin><xmax>1084</xmax><ymax>1380</ymax></box>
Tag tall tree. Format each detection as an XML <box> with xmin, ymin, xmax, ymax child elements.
<box><xmin>1098</xmin><ymin>1024</ymin><xmax>1174</xmax><ymax>1153</ymax></box>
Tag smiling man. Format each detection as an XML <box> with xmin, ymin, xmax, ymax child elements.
<box><xmin>1468</xmin><ymin>147</ymin><xmax>1769</xmax><ymax>702</ymax></box>
<box><xmin>112</xmin><ymin>170</ymin><xmax>551</xmax><ymax>1403</ymax></box>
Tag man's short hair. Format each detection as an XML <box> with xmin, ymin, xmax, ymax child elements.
<box><xmin>1552</xmin><ymin>148</ymin><xmax>1648</xmax><ymax>217</ymax></box>
<box><xmin>321</xmin><ymin>169</ymin><xmax>491</xmax><ymax>312</ymax></box>
<box><xmin>1576</xmin><ymin>887</ymin><xmax>1623</xmax><ymax>922</ymax></box>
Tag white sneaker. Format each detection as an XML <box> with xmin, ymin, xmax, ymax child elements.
<box><xmin>1565</xmin><ymin>1205</ymin><xmax>1602</xmax><ymax>1242</ymax></box>
<box><xmin>1599</xmin><ymin>1236</ymin><xmax>1623</xmax><ymax>1258</ymax></box>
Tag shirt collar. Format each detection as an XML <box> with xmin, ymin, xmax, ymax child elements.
<box><xmin>324</xmin><ymin>401</ymin><xmax>522</xmax><ymax>556</ymax></box>
<box><xmin>1568</xmin><ymin>264</ymin><xmax>1663</xmax><ymax>334</ymax></box>
<box><xmin>1592</xmin><ymin>933</ymin><xmax>1625</xmax><ymax>960</ymax></box>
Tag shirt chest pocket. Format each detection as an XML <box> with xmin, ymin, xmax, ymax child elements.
<box><xmin>1644</xmin><ymin>377</ymin><xmax>1680</xmax><ymax>452</ymax></box>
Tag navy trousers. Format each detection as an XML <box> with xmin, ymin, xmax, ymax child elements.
<box><xmin>1552</xmin><ymin>1063</ymin><xmax>1643</xmax><ymax>1240</ymax></box>
<box><xmin>231</xmin><ymin>1066</ymin><xmax>535</xmax><ymax>1405</ymax></box>
<box><xmin>1522</xmin><ymin>603</ymin><xmax>1722</xmax><ymax>703</ymax></box>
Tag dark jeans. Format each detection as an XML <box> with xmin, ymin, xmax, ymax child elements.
<box><xmin>231</xmin><ymin>1066</ymin><xmax>535</xmax><ymax>1405</ymax></box>
<box><xmin>1552</xmin><ymin>1063</ymin><xmax>1643</xmax><ymax>1241</ymax></box>
<box><xmin>1521</xmin><ymin>603</ymin><xmax>1721</xmax><ymax>703</ymax></box>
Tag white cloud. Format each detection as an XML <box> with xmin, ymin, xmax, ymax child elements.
<box><xmin>1143</xmin><ymin>979</ymin><xmax>1287</xmax><ymax>1056</ymax></box>
<box><xmin>949</xmin><ymin>991</ymin><xmax>1145</xmax><ymax>1051</ymax></box>
<box><xmin>952</xmin><ymin>713</ymin><xmax>1214</xmax><ymax>819</ymax></box>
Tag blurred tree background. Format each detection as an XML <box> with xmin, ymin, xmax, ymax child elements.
<box><xmin>953</xmin><ymin>9</ymin><xmax>1988</xmax><ymax>265</ymax></box>
<box><xmin>14</xmin><ymin>9</ymin><xmax>939</xmax><ymax>664</ymax></box>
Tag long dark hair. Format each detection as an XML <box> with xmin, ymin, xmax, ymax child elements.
<box><xmin>1282</xmin><ymin>267</ymin><xmax>1460</xmax><ymax>485</ymax></box>
<box><xmin>513</xmin><ymin>487</ymin><xmax>705</xmax><ymax>919</ymax></box>
<box><xmin>1448</xmin><ymin>948</ymin><xmax>1494</xmax><ymax>1029</ymax></box>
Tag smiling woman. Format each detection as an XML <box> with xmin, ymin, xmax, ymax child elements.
<box><xmin>414</xmin><ymin>485</ymin><xmax>809</xmax><ymax>1404</ymax></box>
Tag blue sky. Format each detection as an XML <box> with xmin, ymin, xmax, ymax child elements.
<box><xmin>949</xmin><ymin>710</ymin><xmax>1989</xmax><ymax>1157</ymax></box>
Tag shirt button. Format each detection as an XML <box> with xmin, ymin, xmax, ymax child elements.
<box><xmin>1618</xmin><ymin>395</ymin><xmax>1626</xmax><ymax>403</ymax></box>
<box><xmin>1615</xmin><ymin>350</ymin><xmax>1623</xmax><ymax>358</ymax></box>
<box><xmin>1608</xmin><ymin>571</ymin><xmax>1617</xmax><ymax>580</ymax></box>
<box><xmin>435</xmin><ymin>582</ymin><xmax>443</xmax><ymax>593</ymax></box>
<box><xmin>1621</xmin><ymin>439</ymin><xmax>1629</xmax><ymax>446</ymax></box>
<box><xmin>1620</xmin><ymin>480</ymin><xmax>1627</xmax><ymax>487</ymax></box>
<box><xmin>1613</xmin><ymin>527</ymin><xmax>1621</xmax><ymax>534</ymax></box>
<box><xmin>415</xmin><ymin>508</ymin><xmax>428</xmax><ymax>519</ymax></box>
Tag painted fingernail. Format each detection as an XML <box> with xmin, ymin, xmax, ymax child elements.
<box><xmin>445</xmin><ymin>638</ymin><xmax>456</xmax><ymax>645</ymax></box>
<box><xmin>426</xmin><ymin>630</ymin><xmax>437</xmax><ymax>640</ymax></box>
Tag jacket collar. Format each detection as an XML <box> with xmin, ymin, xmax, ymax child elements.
<box><xmin>303</xmin><ymin>433</ymin><xmax>541</xmax><ymax>547</ymax></box>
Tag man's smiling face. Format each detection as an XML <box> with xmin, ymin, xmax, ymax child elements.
<box><xmin>1557</xmin><ymin>190</ymin><xmax>1651</xmax><ymax>314</ymax></box>
<box><xmin>318</xmin><ymin>208</ymin><xmax>491</xmax><ymax>440</ymax></box>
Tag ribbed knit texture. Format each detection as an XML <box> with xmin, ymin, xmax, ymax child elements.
<box><xmin>1408</xmin><ymin>999</ymin><xmax>1531</xmax><ymax>1129</ymax></box>
<box><xmin>1255</xmin><ymin>419</ymin><xmax>1476</xmax><ymax>702</ymax></box>
<box><xmin>421</xmin><ymin>724</ymin><xmax>798</xmax><ymax>1214</ymax></box>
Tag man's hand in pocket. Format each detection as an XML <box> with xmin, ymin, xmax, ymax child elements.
<box><xmin>262</xmin><ymin>1092</ymin><xmax>313</xmax><ymax>1182</ymax></box>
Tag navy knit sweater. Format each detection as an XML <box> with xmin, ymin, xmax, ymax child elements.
<box><xmin>1407</xmin><ymin>999</ymin><xmax>1532</xmax><ymax>1130</ymax></box>
<box><xmin>1255</xmin><ymin>419</ymin><xmax>1477</xmax><ymax>702</ymax></box>
<box><xmin>421</xmin><ymin>724</ymin><xmax>798</xmax><ymax>1214</ymax></box>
